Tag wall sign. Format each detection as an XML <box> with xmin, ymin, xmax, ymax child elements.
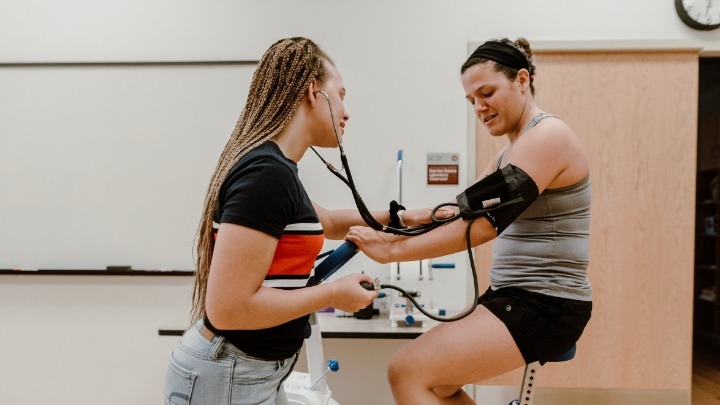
<box><xmin>427</xmin><ymin>153</ymin><xmax>459</xmax><ymax>185</ymax></box>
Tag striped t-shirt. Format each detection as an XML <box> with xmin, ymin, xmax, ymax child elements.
<box><xmin>205</xmin><ymin>141</ymin><xmax>324</xmax><ymax>360</ymax></box>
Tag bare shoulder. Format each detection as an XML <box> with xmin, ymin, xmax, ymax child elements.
<box><xmin>510</xmin><ymin>117</ymin><xmax>589</xmax><ymax>190</ymax></box>
<box><xmin>527</xmin><ymin>116</ymin><xmax>578</xmax><ymax>147</ymax></box>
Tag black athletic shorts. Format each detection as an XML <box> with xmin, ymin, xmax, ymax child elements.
<box><xmin>478</xmin><ymin>286</ymin><xmax>592</xmax><ymax>364</ymax></box>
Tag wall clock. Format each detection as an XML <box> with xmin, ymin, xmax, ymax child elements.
<box><xmin>675</xmin><ymin>0</ymin><xmax>720</xmax><ymax>30</ymax></box>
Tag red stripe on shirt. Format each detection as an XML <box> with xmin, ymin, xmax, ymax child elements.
<box><xmin>267</xmin><ymin>233</ymin><xmax>325</xmax><ymax>277</ymax></box>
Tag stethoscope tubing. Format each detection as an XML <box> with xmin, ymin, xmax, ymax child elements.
<box><xmin>311</xmin><ymin>90</ymin><xmax>478</xmax><ymax>322</ymax></box>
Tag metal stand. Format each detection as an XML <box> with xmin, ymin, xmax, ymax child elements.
<box><xmin>507</xmin><ymin>345</ymin><xmax>576</xmax><ymax>405</ymax></box>
<box><xmin>284</xmin><ymin>312</ymin><xmax>340</xmax><ymax>405</ymax></box>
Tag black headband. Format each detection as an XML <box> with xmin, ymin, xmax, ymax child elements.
<box><xmin>468</xmin><ymin>40</ymin><xmax>529</xmax><ymax>72</ymax></box>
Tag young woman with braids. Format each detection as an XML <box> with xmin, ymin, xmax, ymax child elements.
<box><xmin>346</xmin><ymin>37</ymin><xmax>593</xmax><ymax>404</ymax></box>
<box><xmin>163</xmin><ymin>37</ymin><xmax>439</xmax><ymax>404</ymax></box>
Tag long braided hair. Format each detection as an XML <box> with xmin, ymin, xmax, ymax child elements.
<box><xmin>191</xmin><ymin>37</ymin><xmax>333</xmax><ymax>322</ymax></box>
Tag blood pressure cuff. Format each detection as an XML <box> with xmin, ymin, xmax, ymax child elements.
<box><xmin>456</xmin><ymin>164</ymin><xmax>539</xmax><ymax>234</ymax></box>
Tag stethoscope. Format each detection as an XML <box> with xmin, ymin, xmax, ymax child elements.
<box><xmin>310</xmin><ymin>90</ymin><xmax>460</xmax><ymax>236</ymax></box>
<box><xmin>310</xmin><ymin>90</ymin><xmax>482</xmax><ymax>323</ymax></box>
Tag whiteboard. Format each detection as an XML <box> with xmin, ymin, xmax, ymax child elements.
<box><xmin>0</xmin><ymin>62</ymin><xmax>258</xmax><ymax>270</ymax></box>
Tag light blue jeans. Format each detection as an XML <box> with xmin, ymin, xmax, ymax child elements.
<box><xmin>164</xmin><ymin>320</ymin><xmax>298</xmax><ymax>405</ymax></box>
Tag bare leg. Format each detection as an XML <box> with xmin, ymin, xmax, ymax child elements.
<box><xmin>433</xmin><ymin>385</ymin><xmax>466</xmax><ymax>398</ymax></box>
<box><xmin>388</xmin><ymin>306</ymin><xmax>524</xmax><ymax>405</ymax></box>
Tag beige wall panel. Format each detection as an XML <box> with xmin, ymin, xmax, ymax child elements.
<box><xmin>473</xmin><ymin>51</ymin><xmax>698</xmax><ymax>391</ymax></box>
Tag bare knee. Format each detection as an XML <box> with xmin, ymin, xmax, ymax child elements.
<box><xmin>388</xmin><ymin>354</ymin><xmax>454</xmax><ymax>395</ymax></box>
<box><xmin>387</xmin><ymin>353</ymin><xmax>474</xmax><ymax>404</ymax></box>
<box><xmin>387</xmin><ymin>353</ymin><xmax>408</xmax><ymax>387</ymax></box>
<box><xmin>433</xmin><ymin>385</ymin><xmax>463</xmax><ymax>398</ymax></box>
<box><xmin>388</xmin><ymin>351</ymin><xmax>425</xmax><ymax>389</ymax></box>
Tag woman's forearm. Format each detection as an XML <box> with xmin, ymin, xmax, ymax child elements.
<box><xmin>208</xmin><ymin>284</ymin><xmax>331</xmax><ymax>330</ymax></box>
<box><xmin>313</xmin><ymin>202</ymin><xmax>389</xmax><ymax>239</ymax></box>
<box><xmin>347</xmin><ymin>216</ymin><xmax>497</xmax><ymax>264</ymax></box>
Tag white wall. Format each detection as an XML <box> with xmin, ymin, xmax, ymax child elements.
<box><xmin>1</xmin><ymin>1</ymin><xmax>719</xmax><ymax>404</ymax></box>
<box><xmin>0</xmin><ymin>275</ymin><xmax>192</xmax><ymax>405</ymax></box>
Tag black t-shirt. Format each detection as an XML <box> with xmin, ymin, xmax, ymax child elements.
<box><xmin>204</xmin><ymin>141</ymin><xmax>325</xmax><ymax>360</ymax></box>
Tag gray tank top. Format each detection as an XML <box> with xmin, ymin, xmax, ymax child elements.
<box><xmin>490</xmin><ymin>113</ymin><xmax>592</xmax><ymax>301</ymax></box>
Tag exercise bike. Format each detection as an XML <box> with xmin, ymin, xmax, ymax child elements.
<box><xmin>283</xmin><ymin>241</ymin><xmax>360</xmax><ymax>405</ymax></box>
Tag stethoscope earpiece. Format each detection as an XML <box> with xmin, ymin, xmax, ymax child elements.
<box><xmin>313</xmin><ymin>89</ymin><xmax>342</xmax><ymax>150</ymax></box>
